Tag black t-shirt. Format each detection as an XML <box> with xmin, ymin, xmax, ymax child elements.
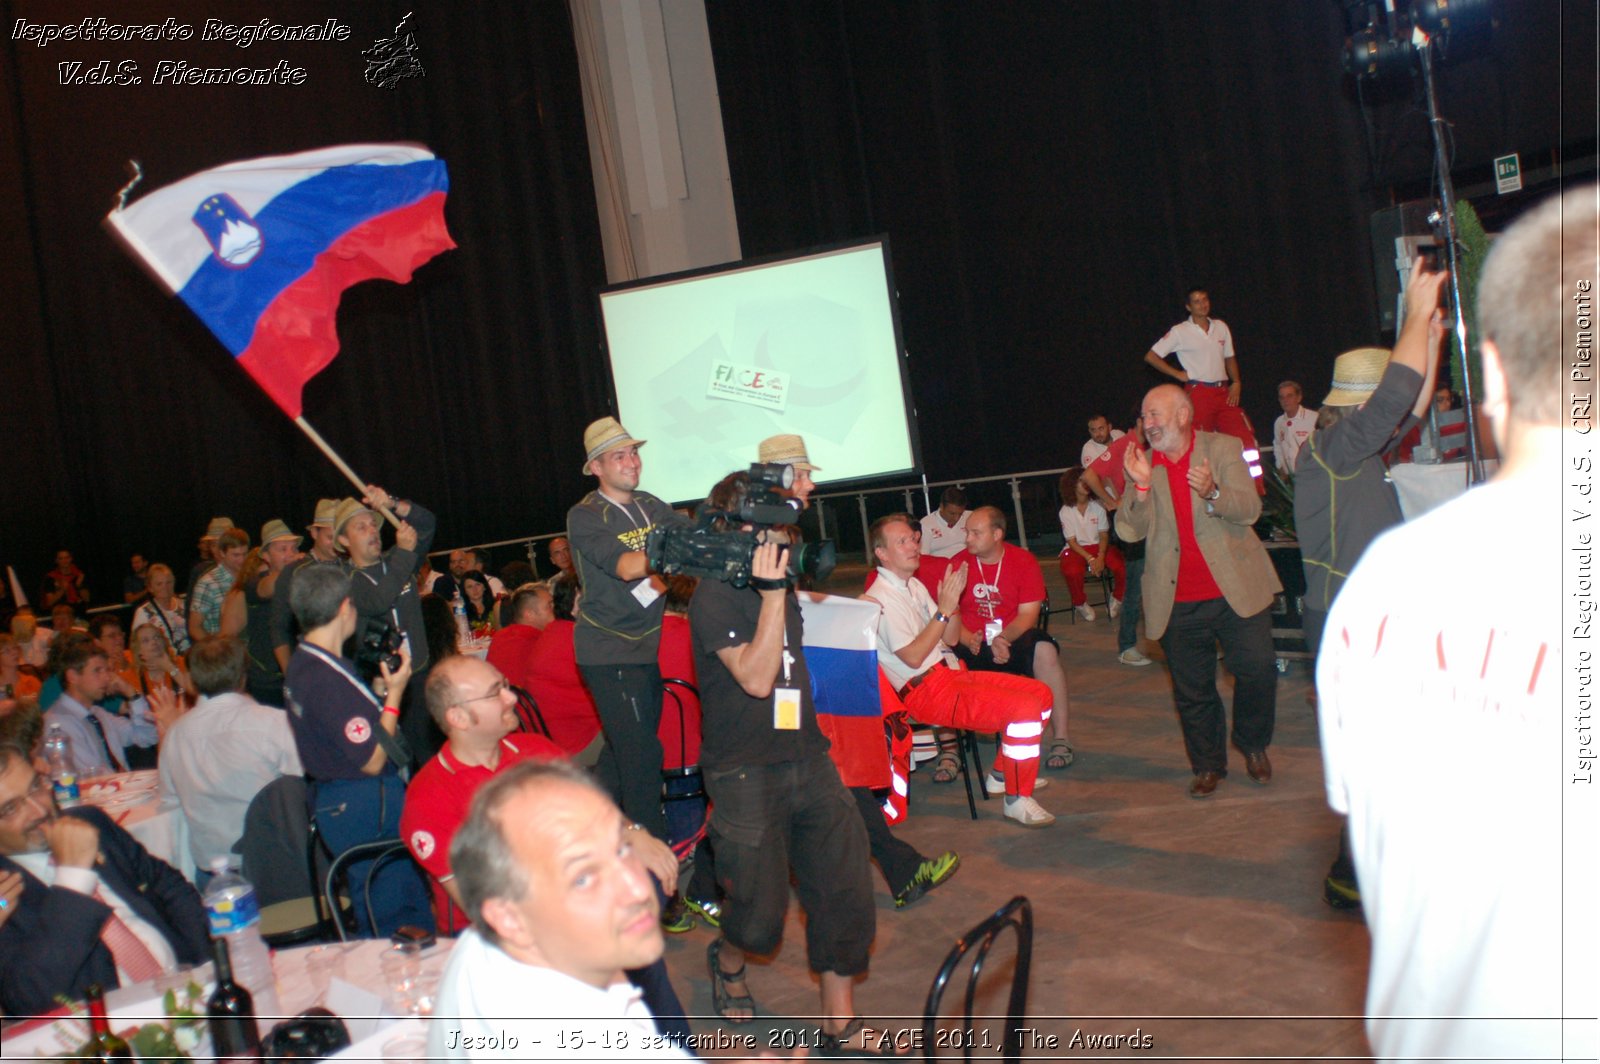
<box><xmin>689</xmin><ymin>578</ymin><xmax>828</xmax><ymax>771</ymax></box>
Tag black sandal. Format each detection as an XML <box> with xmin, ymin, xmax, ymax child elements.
<box><xmin>818</xmin><ymin>1017</ymin><xmax>907</xmax><ymax>1058</ymax></box>
<box><xmin>707</xmin><ymin>938</ymin><xmax>756</xmax><ymax>1024</ymax></box>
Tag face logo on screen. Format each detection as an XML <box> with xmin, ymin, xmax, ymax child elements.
<box><xmin>707</xmin><ymin>361</ymin><xmax>789</xmax><ymax>413</ymax></box>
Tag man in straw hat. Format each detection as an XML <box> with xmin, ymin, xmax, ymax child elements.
<box><xmin>335</xmin><ymin>486</ymin><xmax>439</xmax><ymax>768</ymax></box>
<box><xmin>185</xmin><ymin>516</ymin><xmax>234</xmax><ymax>597</ymax></box>
<box><xmin>219</xmin><ymin>519</ymin><xmax>304</xmax><ymax>707</ymax></box>
<box><xmin>270</xmin><ymin>498</ymin><xmax>342</xmax><ymax>671</ymax></box>
<box><xmin>1117</xmin><ymin>382</ymin><xmax>1281</xmax><ymax>798</ymax></box>
<box><xmin>1293</xmin><ymin>259</ymin><xmax>1448</xmax><ymax>912</ymax></box>
<box><xmin>566</xmin><ymin>418</ymin><xmax>689</xmax><ymax>847</ymax></box>
<box><xmin>1315</xmin><ymin>184</ymin><xmax>1589</xmax><ymax>1063</ymax></box>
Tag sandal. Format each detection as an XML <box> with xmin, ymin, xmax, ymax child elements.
<box><xmin>1046</xmin><ymin>739</ymin><xmax>1075</xmax><ymax>770</ymax></box>
<box><xmin>707</xmin><ymin>938</ymin><xmax>756</xmax><ymax>1024</ymax></box>
<box><xmin>930</xmin><ymin>750</ymin><xmax>960</xmax><ymax>784</ymax></box>
<box><xmin>818</xmin><ymin>1017</ymin><xmax>908</xmax><ymax>1058</ymax></box>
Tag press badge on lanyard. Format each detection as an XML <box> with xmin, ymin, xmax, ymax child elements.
<box><xmin>631</xmin><ymin>581</ymin><xmax>660</xmax><ymax>608</ymax></box>
<box><xmin>774</xmin><ymin>630</ymin><xmax>800</xmax><ymax>730</ymax></box>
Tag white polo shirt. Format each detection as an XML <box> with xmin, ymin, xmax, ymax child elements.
<box><xmin>1080</xmin><ymin>429</ymin><xmax>1125</xmax><ymax>468</ymax></box>
<box><xmin>919</xmin><ymin>510</ymin><xmax>969</xmax><ymax>558</ymax></box>
<box><xmin>1150</xmin><ymin>318</ymin><xmax>1235</xmax><ymax>383</ymax></box>
<box><xmin>1057</xmin><ymin>501</ymin><xmax>1111</xmax><ymax>550</ymax></box>
<box><xmin>861</xmin><ymin>568</ymin><xmax>959</xmax><ymax>690</ymax></box>
<box><xmin>1274</xmin><ymin>406</ymin><xmax>1318</xmax><ymax>473</ymax></box>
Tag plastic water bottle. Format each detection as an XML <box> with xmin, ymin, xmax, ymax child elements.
<box><xmin>42</xmin><ymin>724</ymin><xmax>81</xmax><ymax>807</ymax></box>
<box><xmin>451</xmin><ymin>591</ymin><xmax>471</xmax><ymax>643</ymax></box>
<box><xmin>201</xmin><ymin>858</ymin><xmax>282</xmax><ymax>1021</ymax></box>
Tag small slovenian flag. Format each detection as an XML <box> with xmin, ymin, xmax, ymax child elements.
<box><xmin>107</xmin><ymin>143</ymin><xmax>454</xmax><ymax>417</ymax></box>
<box><xmin>798</xmin><ymin>591</ymin><xmax>891</xmax><ymax>790</ymax></box>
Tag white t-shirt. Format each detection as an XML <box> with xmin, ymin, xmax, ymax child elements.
<box><xmin>1318</xmin><ymin>477</ymin><xmax>1564</xmax><ymax>1060</ymax></box>
<box><xmin>430</xmin><ymin>929</ymin><xmax>691</xmax><ymax>1061</ymax></box>
<box><xmin>1080</xmin><ymin>430</ymin><xmax>1125</xmax><ymax>468</ymax></box>
<box><xmin>1150</xmin><ymin>318</ymin><xmax>1234</xmax><ymax>382</ymax></box>
<box><xmin>1273</xmin><ymin>406</ymin><xmax>1318</xmax><ymax>473</ymax></box>
<box><xmin>1057</xmin><ymin>501</ymin><xmax>1110</xmax><ymax>551</ymax></box>
<box><xmin>919</xmin><ymin>510</ymin><xmax>969</xmax><ymax>558</ymax></box>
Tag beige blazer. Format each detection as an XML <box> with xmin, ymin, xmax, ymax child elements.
<box><xmin>1115</xmin><ymin>431</ymin><xmax>1281</xmax><ymax>639</ymax></box>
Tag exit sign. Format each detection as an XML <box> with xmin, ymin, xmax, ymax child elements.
<box><xmin>1494</xmin><ymin>153</ymin><xmax>1522</xmax><ymax>194</ymax></box>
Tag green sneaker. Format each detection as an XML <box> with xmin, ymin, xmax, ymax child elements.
<box><xmin>660</xmin><ymin>894</ymin><xmax>695</xmax><ymax>933</ymax></box>
<box><xmin>684</xmin><ymin>895</ymin><xmax>723</xmax><ymax>929</ymax></box>
<box><xmin>894</xmin><ymin>851</ymin><xmax>961</xmax><ymax>909</ymax></box>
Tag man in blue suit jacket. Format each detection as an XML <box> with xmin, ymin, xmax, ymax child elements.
<box><xmin>0</xmin><ymin>742</ymin><xmax>210</xmax><ymax>1016</ymax></box>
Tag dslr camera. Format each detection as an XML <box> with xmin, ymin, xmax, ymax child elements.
<box><xmin>353</xmin><ymin>617</ymin><xmax>405</xmax><ymax>681</ymax></box>
<box><xmin>646</xmin><ymin>463</ymin><xmax>837</xmax><ymax>589</ymax></box>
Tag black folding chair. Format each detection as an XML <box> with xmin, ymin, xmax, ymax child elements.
<box><xmin>509</xmin><ymin>683</ymin><xmax>552</xmax><ymax>739</ymax></box>
<box><xmin>322</xmin><ymin>839</ymin><xmax>412</xmax><ymax>942</ymax></box>
<box><xmin>922</xmin><ymin>896</ymin><xmax>1034</xmax><ymax>1064</ymax></box>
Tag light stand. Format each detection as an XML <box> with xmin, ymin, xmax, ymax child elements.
<box><xmin>1413</xmin><ymin>25</ymin><xmax>1486</xmax><ymax>482</ymax></box>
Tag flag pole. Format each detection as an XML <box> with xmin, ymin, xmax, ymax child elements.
<box><xmin>292</xmin><ymin>416</ymin><xmax>402</xmax><ymax>528</ymax></box>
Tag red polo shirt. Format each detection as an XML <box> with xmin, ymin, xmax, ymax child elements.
<box><xmin>399</xmin><ymin>733</ymin><xmax>563</xmax><ymax>929</ymax></box>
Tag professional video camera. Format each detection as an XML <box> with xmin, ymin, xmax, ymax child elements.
<box><xmin>646</xmin><ymin>462</ymin><xmax>837</xmax><ymax>589</ymax></box>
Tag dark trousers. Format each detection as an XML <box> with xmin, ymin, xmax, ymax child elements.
<box><xmin>580</xmin><ymin>663</ymin><xmax>668</xmax><ymax>840</ymax></box>
<box><xmin>851</xmin><ymin>786</ymin><xmax>922</xmax><ymax>893</ymax></box>
<box><xmin>1158</xmin><ymin>598</ymin><xmax>1277</xmax><ymax>775</ymax></box>
<box><xmin>705</xmin><ymin>754</ymin><xmax>874</xmax><ymax>976</ymax></box>
<box><xmin>1118</xmin><ymin>553</ymin><xmax>1146</xmax><ymax>653</ymax></box>
<box><xmin>312</xmin><ymin>775</ymin><xmax>435</xmax><ymax>938</ymax></box>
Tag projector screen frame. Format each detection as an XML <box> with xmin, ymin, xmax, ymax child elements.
<box><xmin>593</xmin><ymin>234</ymin><xmax>924</xmax><ymax>508</ymax></box>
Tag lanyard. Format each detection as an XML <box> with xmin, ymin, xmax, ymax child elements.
<box><xmin>598</xmin><ymin>490</ymin><xmax>647</xmax><ymax>531</ymax></box>
<box><xmin>975</xmin><ymin>552</ymin><xmax>1003</xmax><ymax>596</ymax></box>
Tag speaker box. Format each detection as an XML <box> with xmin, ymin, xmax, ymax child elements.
<box><xmin>1369</xmin><ymin>200</ymin><xmax>1437</xmax><ymax>338</ymax></box>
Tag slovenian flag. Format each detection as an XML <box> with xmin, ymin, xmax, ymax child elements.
<box><xmin>107</xmin><ymin>143</ymin><xmax>454</xmax><ymax>417</ymax></box>
<box><xmin>799</xmin><ymin>591</ymin><xmax>891</xmax><ymax>790</ymax></box>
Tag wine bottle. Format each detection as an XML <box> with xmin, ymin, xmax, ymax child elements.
<box><xmin>207</xmin><ymin>937</ymin><xmax>262</xmax><ymax>1059</ymax></box>
<box><xmin>81</xmin><ymin>983</ymin><xmax>133</xmax><ymax>1062</ymax></box>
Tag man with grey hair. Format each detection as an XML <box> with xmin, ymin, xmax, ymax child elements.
<box><xmin>1316</xmin><ymin>185</ymin><xmax>1589</xmax><ymax>1060</ymax></box>
<box><xmin>430</xmin><ymin>760</ymin><xmax>692</xmax><ymax>1060</ymax></box>
<box><xmin>1118</xmin><ymin>383</ymin><xmax>1281</xmax><ymax>797</ymax></box>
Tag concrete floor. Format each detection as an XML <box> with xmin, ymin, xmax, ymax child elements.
<box><xmin>659</xmin><ymin>555</ymin><xmax>1374</xmax><ymax>1060</ymax></box>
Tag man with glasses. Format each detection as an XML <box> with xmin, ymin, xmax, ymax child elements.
<box><xmin>0</xmin><ymin>742</ymin><xmax>209</xmax><ymax>1015</ymax></box>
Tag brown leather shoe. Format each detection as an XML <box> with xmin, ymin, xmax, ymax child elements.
<box><xmin>1188</xmin><ymin>771</ymin><xmax>1222</xmax><ymax>798</ymax></box>
<box><xmin>1244</xmin><ymin>750</ymin><xmax>1273</xmax><ymax>785</ymax></box>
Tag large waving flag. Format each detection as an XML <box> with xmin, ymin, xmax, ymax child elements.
<box><xmin>107</xmin><ymin>143</ymin><xmax>453</xmax><ymax>417</ymax></box>
<box><xmin>799</xmin><ymin>591</ymin><xmax>891</xmax><ymax>790</ymax></box>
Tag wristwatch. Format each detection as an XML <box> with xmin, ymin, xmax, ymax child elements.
<box><xmin>1204</xmin><ymin>486</ymin><xmax>1221</xmax><ymax>501</ymax></box>
<box><xmin>934</xmin><ymin>611</ymin><xmax>949</xmax><ymax>624</ymax></box>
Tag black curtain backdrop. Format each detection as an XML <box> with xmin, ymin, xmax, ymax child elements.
<box><xmin>3</xmin><ymin>0</ymin><xmax>1595</xmax><ymax>602</ymax></box>
<box><xmin>704</xmin><ymin>0</ymin><xmax>1594</xmax><ymax>483</ymax></box>
<box><xmin>3</xmin><ymin>0</ymin><xmax>610</xmax><ymax>602</ymax></box>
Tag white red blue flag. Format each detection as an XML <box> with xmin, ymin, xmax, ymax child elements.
<box><xmin>107</xmin><ymin>143</ymin><xmax>454</xmax><ymax>417</ymax></box>
<box><xmin>799</xmin><ymin>591</ymin><xmax>891</xmax><ymax>790</ymax></box>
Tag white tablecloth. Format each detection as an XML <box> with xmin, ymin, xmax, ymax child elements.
<box><xmin>79</xmin><ymin>770</ymin><xmax>194</xmax><ymax>883</ymax></box>
<box><xmin>1390</xmin><ymin>459</ymin><xmax>1498</xmax><ymax>520</ymax></box>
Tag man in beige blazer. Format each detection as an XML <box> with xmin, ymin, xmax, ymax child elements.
<box><xmin>1117</xmin><ymin>384</ymin><xmax>1282</xmax><ymax>797</ymax></box>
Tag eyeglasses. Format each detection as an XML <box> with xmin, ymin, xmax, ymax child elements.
<box><xmin>0</xmin><ymin>773</ymin><xmax>52</xmax><ymax>823</ymax></box>
<box><xmin>450</xmin><ymin>680</ymin><xmax>509</xmax><ymax>709</ymax></box>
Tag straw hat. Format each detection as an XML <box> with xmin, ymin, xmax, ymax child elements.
<box><xmin>203</xmin><ymin>517</ymin><xmax>235</xmax><ymax>540</ymax></box>
<box><xmin>308</xmin><ymin>498</ymin><xmax>339</xmax><ymax>530</ymax></box>
<box><xmin>1322</xmin><ymin>347</ymin><xmax>1393</xmax><ymax>408</ymax></box>
<box><xmin>260</xmin><ymin>519</ymin><xmax>303</xmax><ymax>548</ymax></box>
<box><xmin>758</xmin><ymin>433</ymin><xmax>820</xmax><ymax>472</ymax></box>
<box><xmin>333</xmin><ymin>497</ymin><xmax>375</xmax><ymax>539</ymax></box>
<box><xmin>581</xmin><ymin>417</ymin><xmax>646</xmax><ymax>474</ymax></box>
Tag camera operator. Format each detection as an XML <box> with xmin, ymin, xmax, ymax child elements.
<box><xmin>690</xmin><ymin>471</ymin><xmax>890</xmax><ymax>1052</ymax></box>
<box><xmin>566</xmin><ymin>418</ymin><xmax>689</xmax><ymax>842</ymax></box>
<box><xmin>283</xmin><ymin>565</ymin><xmax>434</xmax><ymax>938</ymax></box>
<box><xmin>334</xmin><ymin>487</ymin><xmax>439</xmax><ymax>769</ymax></box>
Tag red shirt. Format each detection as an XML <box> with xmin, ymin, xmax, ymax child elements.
<box><xmin>1088</xmin><ymin>433</ymin><xmax>1137</xmax><ymax>498</ymax></box>
<box><xmin>400</xmin><ymin>733</ymin><xmax>563</xmax><ymax>928</ymax></box>
<box><xmin>951</xmin><ymin>542</ymin><xmax>1047</xmax><ymax>633</ymax></box>
<box><xmin>523</xmin><ymin>620</ymin><xmax>602</xmax><ymax>754</ymax></box>
<box><xmin>485</xmin><ymin>623</ymin><xmax>542</xmax><ymax>691</ymax></box>
<box><xmin>1154</xmin><ymin>438</ymin><xmax>1224</xmax><ymax>602</ymax></box>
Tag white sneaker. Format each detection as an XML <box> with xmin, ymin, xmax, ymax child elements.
<box><xmin>1075</xmin><ymin>603</ymin><xmax>1095</xmax><ymax>622</ymax></box>
<box><xmin>986</xmin><ymin>773</ymin><xmax>1049</xmax><ymax>795</ymax></box>
<box><xmin>1107</xmin><ymin>597</ymin><xmax>1122</xmax><ymax>619</ymax></box>
<box><xmin>1118</xmin><ymin>647</ymin><xmax>1153</xmax><ymax>667</ymax></box>
<box><xmin>1002</xmin><ymin>795</ymin><xmax>1056</xmax><ymax>828</ymax></box>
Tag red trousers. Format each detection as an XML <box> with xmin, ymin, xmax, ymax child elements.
<box><xmin>1185</xmin><ymin>382</ymin><xmax>1265</xmax><ymax>494</ymax></box>
<box><xmin>1058</xmin><ymin>543</ymin><xmax>1127</xmax><ymax>606</ymax></box>
<box><xmin>902</xmin><ymin>664</ymin><xmax>1050</xmax><ymax>796</ymax></box>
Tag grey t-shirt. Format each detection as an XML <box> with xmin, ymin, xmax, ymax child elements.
<box><xmin>567</xmin><ymin>490</ymin><xmax>688</xmax><ymax>666</ymax></box>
